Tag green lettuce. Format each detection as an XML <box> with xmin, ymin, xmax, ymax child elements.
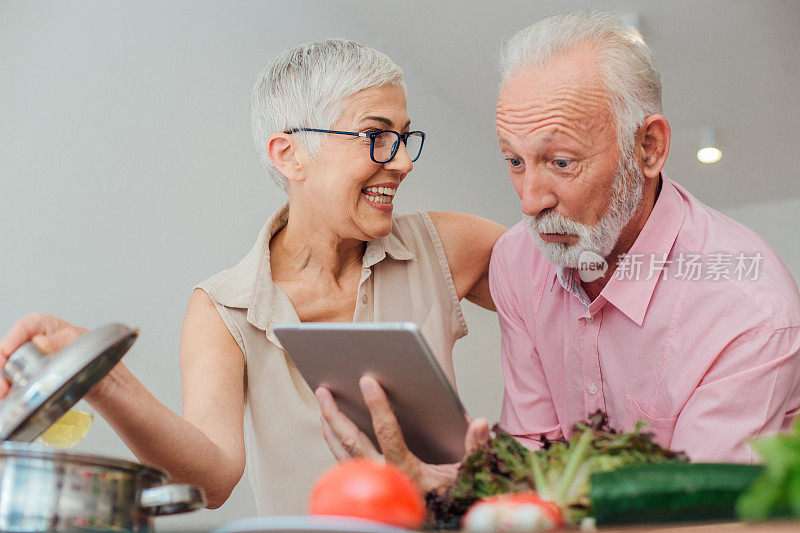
<box><xmin>737</xmin><ymin>416</ymin><xmax>800</xmax><ymax>520</ymax></box>
<box><xmin>425</xmin><ymin>411</ymin><xmax>687</xmax><ymax>529</ymax></box>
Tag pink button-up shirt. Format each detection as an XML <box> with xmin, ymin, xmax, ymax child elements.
<box><xmin>489</xmin><ymin>175</ymin><xmax>800</xmax><ymax>462</ymax></box>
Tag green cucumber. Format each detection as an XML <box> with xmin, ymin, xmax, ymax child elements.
<box><xmin>590</xmin><ymin>463</ymin><xmax>764</xmax><ymax>525</ymax></box>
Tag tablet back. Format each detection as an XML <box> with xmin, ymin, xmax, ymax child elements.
<box><xmin>273</xmin><ymin>322</ymin><xmax>469</xmax><ymax>464</ymax></box>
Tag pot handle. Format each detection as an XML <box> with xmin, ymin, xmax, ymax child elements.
<box><xmin>140</xmin><ymin>484</ymin><xmax>207</xmax><ymax>515</ymax></box>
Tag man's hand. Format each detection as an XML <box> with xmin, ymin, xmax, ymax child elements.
<box><xmin>0</xmin><ymin>313</ymin><xmax>88</xmax><ymax>398</ymax></box>
<box><xmin>316</xmin><ymin>375</ymin><xmax>490</xmax><ymax>494</ymax></box>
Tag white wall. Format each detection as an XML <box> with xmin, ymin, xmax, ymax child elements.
<box><xmin>1</xmin><ymin>2</ymin><xmax>797</xmax><ymax>532</ymax></box>
<box><xmin>720</xmin><ymin>197</ymin><xmax>800</xmax><ymax>283</ymax></box>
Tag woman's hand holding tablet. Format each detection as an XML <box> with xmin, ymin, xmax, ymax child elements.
<box><xmin>272</xmin><ymin>322</ymin><xmax>490</xmax><ymax>492</ymax></box>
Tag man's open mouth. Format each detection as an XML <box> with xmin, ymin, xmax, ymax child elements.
<box><xmin>539</xmin><ymin>232</ymin><xmax>572</xmax><ymax>243</ymax></box>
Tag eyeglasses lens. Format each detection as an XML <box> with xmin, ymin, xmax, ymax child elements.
<box><xmin>372</xmin><ymin>131</ymin><xmax>397</xmax><ymax>163</ymax></box>
<box><xmin>404</xmin><ymin>133</ymin><xmax>423</xmax><ymax>162</ymax></box>
<box><xmin>372</xmin><ymin>131</ymin><xmax>423</xmax><ymax>163</ymax></box>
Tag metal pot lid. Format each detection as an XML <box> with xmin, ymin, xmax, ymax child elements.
<box><xmin>0</xmin><ymin>323</ymin><xmax>138</xmax><ymax>442</ymax></box>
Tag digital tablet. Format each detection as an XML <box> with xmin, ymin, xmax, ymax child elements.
<box><xmin>272</xmin><ymin>322</ymin><xmax>469</xmax><ymax>464</ymax></box>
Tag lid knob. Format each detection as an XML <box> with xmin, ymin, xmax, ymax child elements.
<box><xmin>0</xmin><ymin>342</ymin><xmax>48</xmax><ymax>388</ymax></box>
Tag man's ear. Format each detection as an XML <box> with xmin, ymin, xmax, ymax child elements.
<box><xmin>636</xmin><ymin>114</ymin><xmax>671</xmax><ymax>180</ymax></box>
<box><xmin>267</xmin><ymin>133</ymin><xmax>305</xmax><ymax>183</ymax></box>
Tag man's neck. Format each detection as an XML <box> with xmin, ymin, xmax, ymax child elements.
<box><xmin>581</xmin><ymin>176</ymin><xmax>663</xmax><ymax>302</ymax></box>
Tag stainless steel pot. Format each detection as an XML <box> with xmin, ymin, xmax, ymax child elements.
<box><xmin>0</xmin><ymin>441</ymin><xmax>205</xmax><ymax>532</ymax></box>
<box><xmin>0</xmin><ymin>323</ymin><xmax>206</xmax><ymax>531</ymax></box>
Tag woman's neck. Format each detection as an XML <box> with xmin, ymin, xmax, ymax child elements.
<box><xmin>270</xmin><ymin>206</ymin><xmax>365</xmax><ymax>284</ymax></box>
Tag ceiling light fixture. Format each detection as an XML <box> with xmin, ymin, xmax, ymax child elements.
<box><xmin>697</xmin><ymin>127</ymin><xmax>723</xmax><ymax>164</ymax></box>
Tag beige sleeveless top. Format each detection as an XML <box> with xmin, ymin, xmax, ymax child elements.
<box><xmin>196</xmin><ymin>203</ymin><xmax>467</xmax><ymax>515</ymax></box>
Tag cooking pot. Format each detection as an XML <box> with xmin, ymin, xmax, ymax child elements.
<box><xmin>0</xmin><ymin>323</ymin><xmax>206</xmax><ymax>531</ymax></box>
<box><xmin>0</xmin><ymin>441</ymin><xmax>205</xmax><ymax>532</ymax></box>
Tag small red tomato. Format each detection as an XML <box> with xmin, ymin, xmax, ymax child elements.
<box><xmin>463</xmin><ymin>492</ymin><xmax>565</xmax><ymax>531</ymax></box>
<box><xmin>308</xmin><ymin>459</ymin><xmax>425</xmax><ymax>530</ymax></box>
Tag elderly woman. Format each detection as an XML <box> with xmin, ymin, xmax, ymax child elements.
<box><xmin>0</xmin><ymin>40</ymin><xmax>504</xmax><ymax>514</ymax></box>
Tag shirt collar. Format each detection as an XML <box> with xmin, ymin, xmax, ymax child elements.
<box><xmin>247</xmin><ymin>203</ymin><xmax>292</xmax><ymax>331</ymax></box>
<box><xmin>362</xmin><ymin>227</ymin><xmax>415</xmax><ymax>267</ymax></box>
<box><xmin>549</xmin><ymin>174</ymin><xmax>685</xmax><ymax>326</ymax></box>
<box><xmin>548</xmin><ymin>262</ymin><xmax>559</xmax><ymax>292</ymax></box>
<box><xmin>601</xmin><ymin>174</ymin><xmax>685</xmax><ymax>326</ymax></box>
<box><xmin>554</xmin><ymin>265</ymin><xmax>592</xmax><ymax>309</ymax></box>
<box><xmin>246</xmin><ymin>203</ymin><xmax>415</xmax><ymax>331</ymax></box>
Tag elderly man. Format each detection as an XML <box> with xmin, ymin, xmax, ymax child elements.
<box><xmin>317</xmin><ymin>11</ymin><xmax>800</xmax><ymax>493</ymax></box>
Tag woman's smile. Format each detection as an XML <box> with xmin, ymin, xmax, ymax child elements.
<box><xmin>361</xmin><ymin>182</ymin><xmax>398</xmax><ymax>211</ymax></box>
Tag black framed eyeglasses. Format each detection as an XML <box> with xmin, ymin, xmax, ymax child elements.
<box><xmin>284</xmin><ymin>128</ymin><xmax>425</xmax><ymax>164</ymax></box>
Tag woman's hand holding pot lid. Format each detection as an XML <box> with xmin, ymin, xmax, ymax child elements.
<box><xmin>0</xmin><ymin>314</ymin><xmax>89</xmax><ymax>399</ymax></box>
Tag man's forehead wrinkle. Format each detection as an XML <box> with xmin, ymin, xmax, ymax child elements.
<box><xmin>497</xmin><ymin>81</ymin><xmax>608</xmax><ymax>115</ymax></box>
<box><xmin>496</xmin><ymin>98</ymin><xmax>604</xmax><ymax>125</ymax></box>
<box><xmin>496</xmin><ymin>102</ymin><xmax>608</xmax><ymax>138</ymax></box>
<box><xmin>496</xmin><ymin>79</ymin><xmax>612</xmax><ymax>143</ymax></box>
<box><xmin>497</xmin><ymin>115</ymin><xmax>582</xmax><ymax>140</ymax></box>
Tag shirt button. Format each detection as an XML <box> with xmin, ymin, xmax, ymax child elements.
<box><xmin>586</xmin><ymin>315</ymin><xmax>594</xmax><ymax>323</ymax></box>
<box><xmin>589</xmin><ymin>384</ymin><xmax>598</xmax><ymax>395</ymax></box>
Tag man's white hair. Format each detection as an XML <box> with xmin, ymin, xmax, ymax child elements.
<box><xmin>251</xmin><ymin>39</ymin><xmax>406</xmax><ymax>191</ymax></box>
<box><xmin>499</xmin><ymin>10</ymin><xmax>662</xmax><ymax>152</ymax></box>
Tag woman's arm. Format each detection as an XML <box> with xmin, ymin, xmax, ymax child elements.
<box><xmin>96</xmin><ymin>289</ymin><xmax>246</xmax><ymax>508</ymax></box>
<box><xmin>427</xmin><ymin>211</ymin><xmax>507</xmax><ymax>311</ymax></box>
<box><xmin>0</xmin><ymin>290</ymin><xmax>246</xmax><ymax>509</ymax></box>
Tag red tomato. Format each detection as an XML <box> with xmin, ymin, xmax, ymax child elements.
<box><xmin>308</xmin><ymin>459</ymin><xmax>425</xmax><ymax>530</ymax></box>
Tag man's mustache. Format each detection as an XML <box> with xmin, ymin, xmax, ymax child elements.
<box><xmin>528</xmin><ymin>211</ymin><xmax>590</xmax><ymax>239</ymax></box>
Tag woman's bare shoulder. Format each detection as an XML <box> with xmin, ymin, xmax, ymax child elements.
<box><xmin>427</xmin><ymin>212</ymin><xmax>506</xmax><ymax>308</ymax></box>
<box><xmin>426</xmin><ymin>211</ymin><xmax>507</xmax><ymax>258</ymax></box>
<box><xmin>181</xmin><ymin>289</ymin><xmax>244</xmax><ymax>362</ymax></box>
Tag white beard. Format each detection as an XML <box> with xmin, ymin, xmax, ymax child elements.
<box><xmin>524</xmin><ymin>148</ymin><xmax>645</xmax><ymax>268</ymax></box>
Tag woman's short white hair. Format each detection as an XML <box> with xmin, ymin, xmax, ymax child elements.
<box><xmin>499</xmin><ymin>10</ymin><xmax>662</xmax><ymax>153</ymax></box>
<box><xmin>251</xmin><ymin>39</ymin><xmax>406</xmax><ymax>191</ymax></box>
